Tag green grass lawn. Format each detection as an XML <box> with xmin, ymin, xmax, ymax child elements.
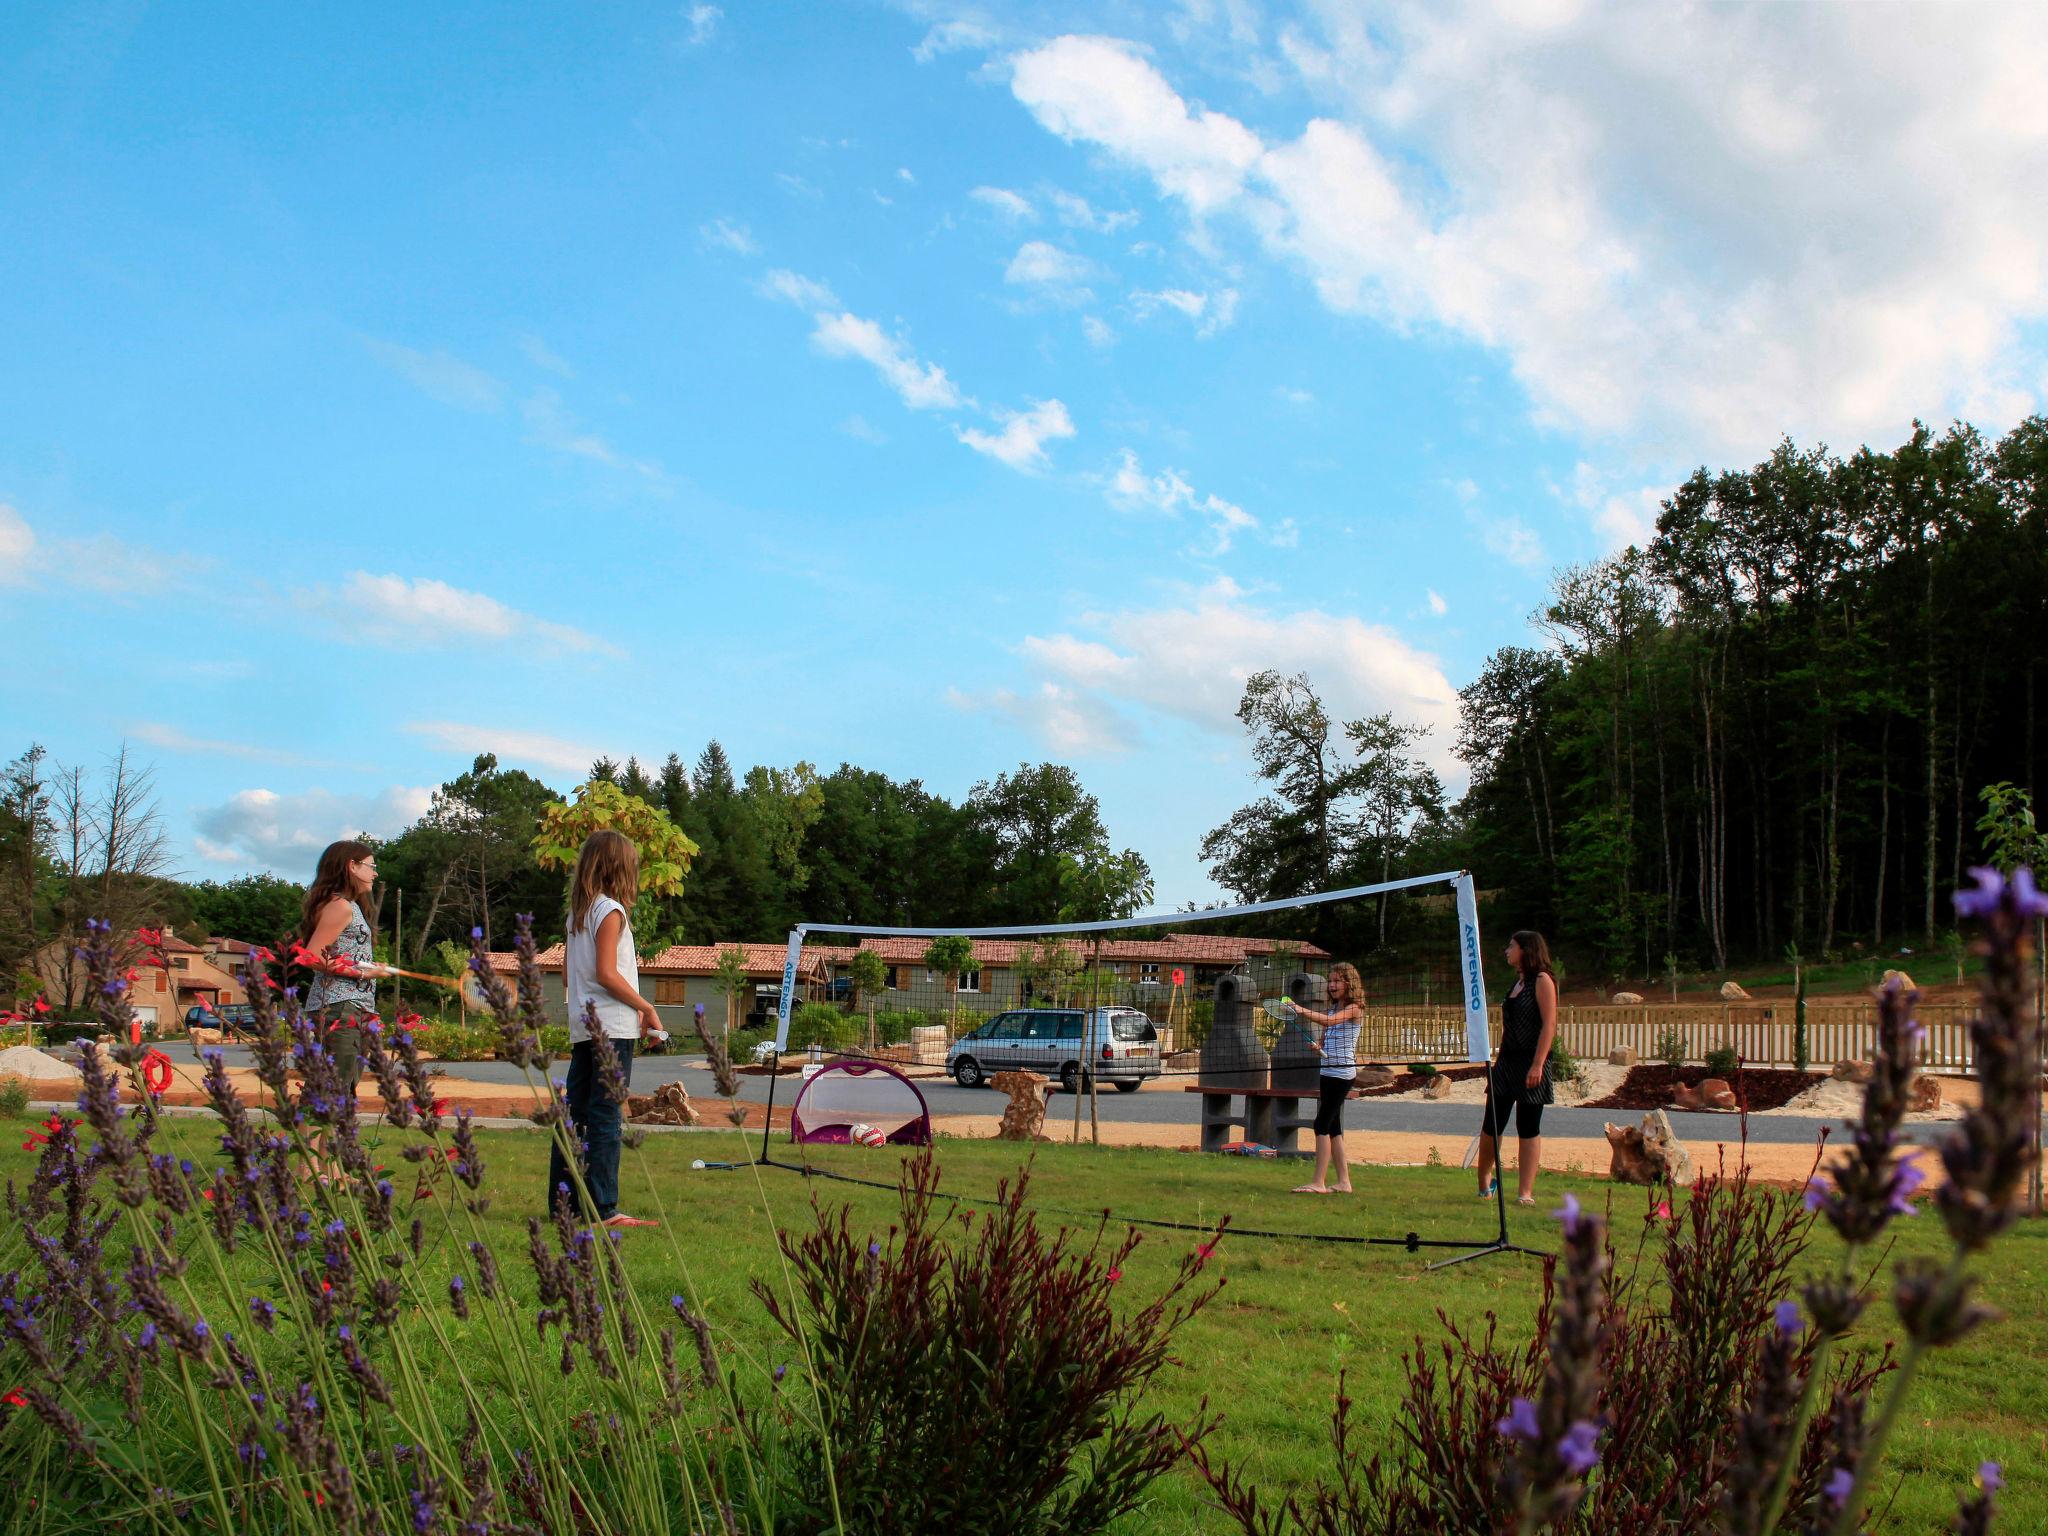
<box><xmin>3</xmin><ymin>1116</ymin><xmax>2043</xmax><ymax>1532</ymax></box>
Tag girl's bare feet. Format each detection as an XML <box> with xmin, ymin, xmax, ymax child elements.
<box><xmin>1291</xmin><ymin>1184</ymin><xmax>1330</xmax><ymax>1194</ymax></box>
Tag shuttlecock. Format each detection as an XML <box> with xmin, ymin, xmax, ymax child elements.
<box><xmin>691</xmin><ymin>1159</ymin><xmax>706</xmax><ymax>1170</ymax></box>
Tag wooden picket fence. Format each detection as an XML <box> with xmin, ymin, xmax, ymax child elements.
<box><xmin>1353</xmin><ymin>1001</ymin><xmax>1982</xmax><ymax>1074</ymax></box>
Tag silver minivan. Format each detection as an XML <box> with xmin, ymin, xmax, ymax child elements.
<box><xmin>947</xmin><ymin>1007</ymin><xmax>1161</xmax><ymax>1094</ymax></box>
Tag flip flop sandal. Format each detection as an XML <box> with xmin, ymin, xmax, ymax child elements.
<box><xmin>603</xmin><ymin>1214</ymin><xmax>659</xmax><ymax>1228</ymax></box>
<box><xmin>1291</xmin><ymin>1185</ymin><xmax>1330</xmax><ymax>1195</ymax></box>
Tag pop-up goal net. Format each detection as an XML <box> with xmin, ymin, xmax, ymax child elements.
<box><xmin>769</xmin><ymin>870</ymin><xmax>1493</xmax><ymax>1087</ymax></box>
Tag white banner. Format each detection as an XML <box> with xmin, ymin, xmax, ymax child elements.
<box><xmin>1454</xmin><ymin>871</ymin><xmax>1491</xmax><ymax>1062</ymax></box>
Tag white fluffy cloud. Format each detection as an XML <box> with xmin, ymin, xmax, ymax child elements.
<box><xmin>683</xmin><ymin>4</ymin><xmax>720</xmax><ymax>45</ymax></box>
<box><xmin>131</xmin><ymin>723</ymin><xmax>329</xmax><ymax>767</ymax></box>
<box><xmin>1010</xmin><ymin>14</ymin><xmax>2048</xmax><ymax>461</ymax></box>
<box><xmin>700</xmin><ymin>218</ymin><xmax>758</xmax><ymax>255</ymax></box>
<box><xmin>194</xmin><ymin>786</ymin><xmax>434</xmax><ymax>871</ymax></box>
<box><xmin>957</xmin><ymin>398</ymin><xmax>1076</xmax><ymax>470</ymax></box>
<box><xmin>1005</xmin><ymin>240</ymin><xmax>1097</xmax><ymax>304</ymax></box>
<box><xmin>992</xmin><ymin>577</ymin><xmax>1463</xmax><ymax>769</ymax></box>
<box><xmin>303</xmin><ymin>572</ymin><xmax>620</xmax><ymax>655</ymax></box>
<box><xmin>811</xmin><ymin>311</ymin><xmax>966</xmax><ymax>411</ymax></box>
<box><xmin>0</xmin><ymin>504</ymin><xmax>194</xmax><ymax>595</ymax></box>
<box><xmin>1104</xmin><ymin>449</ymin><xmax>1280</xmax><ymax>555</ymax></box>
<box><xmin>971</xmin><ymin>185</ymin><xmax>1036</xmax><ymax>222</ymax></box>
<box><xmin>1049</xmin><ymin>188</ymin><xmax>1137</xmax><ymax>234</ymax></box>
<box><xmin>944</xmin><ymin>682</ymin><xmax>1130</xmax><ymax>756</ymax></box>
<box><xmin>1131</xmin><ymin>285</ymin><xmax>1238</xmax><ymax>336</ymax></box>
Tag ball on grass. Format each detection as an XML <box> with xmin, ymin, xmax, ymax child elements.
<box><xmin>850</xmin><ymin>1123</ymin><xmax>886</xmax><ymax>1148</ymax></box>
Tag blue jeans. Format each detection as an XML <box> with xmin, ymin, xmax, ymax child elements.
<box><xmin>547</xmin><ymin>1037</ymin><xmax>636</xmax><ymax>1221</ymax></box>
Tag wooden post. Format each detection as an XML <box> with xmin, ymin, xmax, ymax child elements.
<box><xmin>394</xmin><ymin>887</ymin><xmax>403</xmax><ymax>1020</ymax></box>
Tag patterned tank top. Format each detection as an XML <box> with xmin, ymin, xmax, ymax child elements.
<box><xmin>305</xmin><ymin>901</ymin><xmax>377</xmax><ymax>1014</ymax></box>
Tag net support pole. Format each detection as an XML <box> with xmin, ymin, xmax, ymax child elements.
<box><xmin>773</xmin><ymin>928</ymin><xmax>805</xmax><ymax>1054</ymax></box>
<box><xmin>1088</xmin><ymin>935</ymin><xmax>1102</xmax><ymax>1147</ymax></box>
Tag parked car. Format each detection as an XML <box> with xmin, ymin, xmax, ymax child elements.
<box><xmin>946</xmin><ymin>1007</ymin><xmax>1160</xmax><ymax>1095</ymax></box>
<box><xmin>184</xmin><ymin>1004</ymin><xmax>225</xmax><ymax>1030</ymax></box>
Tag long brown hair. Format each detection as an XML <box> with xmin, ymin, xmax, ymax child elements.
<box><xmin>1510</xmin><ymin>930</ymin><xmax>1555</xmax><ymax>981</ymax></box>
<box><xmin>570</xmin><ymin>830</ymin><xmax>641</xmax><ymax>934</ymax></box>
<box><xmin>1328</xmin><ymin>961</ymin><xmax>1363</xmax><ymax>1008</ymax></box>
<box><xmin>299</xmin><ymin>839</ymin><xmax>375</xmax><ymax>945</ymax></box>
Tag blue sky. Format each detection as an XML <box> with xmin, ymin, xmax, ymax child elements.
<box><xmin>6</xmin><ymin>1</ymin><xmax>2047</xmax><ymax>905</ymax></box>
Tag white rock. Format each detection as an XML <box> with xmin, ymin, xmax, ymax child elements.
<box><xmin>0</xmin><ymin>1045</ymin><xmax>82</xmax><ymax>1081</ymax></box>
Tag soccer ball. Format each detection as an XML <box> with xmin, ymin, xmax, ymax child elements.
<box><xmin>850</xmin><ymin>1123</ymin><xmax>886</xmax><ymax>1148</ymax></box>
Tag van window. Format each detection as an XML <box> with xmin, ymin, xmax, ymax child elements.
<box><xmin>1112</xmin><ymin>1013</ymin><xmax>1157</xmax><ymax>1043</ymax></box>
<box><xmin>1021</xmin><ymin>1013</ymin><xmax>1061</xmax><ymax>1040</ymax></box>
<box><xmin>1056</xmin><ymin>1013</ymin><xmax>1085</xmax><ymax>1040</ymax></box>
<box><xmin>982</xmin><ymin>1013</ymin><xmax>1022</xmax><ymax>1039</ymax></box>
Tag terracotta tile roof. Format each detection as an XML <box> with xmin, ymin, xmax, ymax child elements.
<box><xmin>801</xmin><ymin>932</ymin><xmax>1330</xmax><ymax>968</ymax></box>
<box><xmin>159</xmin><ymin>932</ymin><xmax>203</xmax><ymax>954</ymax></box>
<box><xmin>488</xmin><ymin>942</ymin><xmax>827</xmax><ymax>983</ymax></box>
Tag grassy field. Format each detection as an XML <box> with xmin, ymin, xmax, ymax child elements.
<box><xmin>2</xmin><ymin>1116</ymin><xmax>2043</xmax><ymax>1531</ymax></box>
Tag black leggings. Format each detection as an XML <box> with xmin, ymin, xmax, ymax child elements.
<box><xmin>1313</xmin><ymin>1075</ymin><xmax>1351</xmax><ymax>1137</ymax></box>
<box><xmin>1481</xmin><ymin>1061</ymin><xmax>1545</xmax><ymax>1139</ymax></box>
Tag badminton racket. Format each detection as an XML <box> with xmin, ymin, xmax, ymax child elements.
<box><xmin>1259</xmin><ymin>997</ymin><xmax>1299</xmax><ymax>1025</ymax></box>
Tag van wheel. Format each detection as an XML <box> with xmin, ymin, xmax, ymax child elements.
<box><xmin>954</xmin><ymin>1057</ymin><xmax>984</xmax><ymax>1088</ymax></box>
<box><xmin>1059</xmin><ymin>1063</ymin><xmax>1082</xmax><ymax>1095</ymax></box>
<box><xmin>1114</xmin><ymin>1080</ymin><xmax>1141</xmax><ymax>1093</ymax></box>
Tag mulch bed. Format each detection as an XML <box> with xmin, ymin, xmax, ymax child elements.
<box><xmin>1585</xmin><ymin>1064</ymin><xmax>1826</xmax><ymax>1113</ymax></box>
<box><xmin>1355</xmin><ymin>1065</ymin><xmax>1491</xmax><ymax>1098</ymax></box>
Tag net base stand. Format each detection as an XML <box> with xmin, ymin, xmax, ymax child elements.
<box><xmin>1418</xmin><ymin>1083</ymin><xmax>1551</xmax><ymax>1272</ymax></box>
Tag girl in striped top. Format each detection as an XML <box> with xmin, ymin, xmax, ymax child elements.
<box><xmin>1289</xmin><ymin>961</ymin><xmax>1365</xmax><ymax>1194</ymax></box>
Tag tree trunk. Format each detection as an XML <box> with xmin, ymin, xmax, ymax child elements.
<box><xmin>1874</xmin><ymin>714</ymin><xmax>1891</xmax><ymax>949</ymax></box>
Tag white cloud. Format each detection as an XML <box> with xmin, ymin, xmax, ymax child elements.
<box><xmin>0</xmin><ymin>504</ymin><xmax>194</xmax><ymax>596</ymax></box>
<box><xmin>194</xmin><ymin>786</ymin><xmax>434</xmax><ymax>871</ymax></box>
<box><xmin>1427</xmin><ymin>588</ymin><xmax>1448</xmax><ymax>616</ymax></box>
<box><xmin>759</xmin><ymin>268</ymin><xmax>839</xmax><ymax>309</ymax></box>
<box><xmin>914</xmin><ymin>19</ymin><xmax>1001</xmax><ymax>63</ymax></box>
<box><xmin>1131</xmin><ymin>285</ymin><xmax>1239</xmax><ymax>336</ymax></box>
<box><xmin>304</xmin><ymin>572</ymin><xmax>621</xmax><ymax>655</ymax></box>
<box><xmin>1082</xmin><ymin>314</ymin><xmax>1118</xmax><ymax>347</ymax></box>
<box><xmin>775</xmin><ymin>172</ymin><xmax>821</xmax><ymax>198</ymax></box>
<box><xmin>131</xmin><ymin>723</ymin><xmax>329</xmax><ymax>767</ymax></box>
<box><xmin>1563</xmin><ymin>459</ymin><xmax>1666</xmax><ymax>550</ymax></box>
<box><xmin>970</xmin><ymin>185</ymin><xmax>1036</xmax><ymax>222</ymax></box>
<box><xmin>957</xmin><ymin>398</ymin><xmax>1076</xmax><ymax>471</ymax></box>
<box><xmin>1005</xmin><ymin>578</ymin><xmax>1463</xmax><ymax>773</ymax></box>
<box><xmin>517</xmin><ymin>333</ymin><xmax>575</xmax><ymax>378</ymax></box>
<box><xmin>0</xmin><ymin>504</ymin><xmax>35</xmax><ymax>581</ymax></box>
<box><xmin>521</xmin><ymin>390</ymin><xmax>667</xmax><ymax>484</ymax></box>
<box><xmin>683</xmin><ymin>4</ymin><xmax>720</xmax><ymax>46</ymax></box>
<box><xmin>1005</xmin><ymin>240</ymin><xmax>1096</xmax><ymax>302</ymax></box>
<box><xmin>701</xmin><ymin>218</ymin><xmax>759</xmax><ymax>255</ymax></box>
<box><xmin>897</xmin><ymin>167</ymin><xmax>916</xmax><ymax>184</ymax></box>
<box><xmin>1102</xmin><ymin>449</ymin><xmax>1283</xmax><ymax>555</ymax></box>
<box><xmin>403</xmin><ymin>721</ymin><xmax>607</xmax><ymax>776</ymax></box>
<box><xmin>1481</xmin><ymin>515</ymin><xmax>1546</xmax><ymax>570</ymax></box>
<box><xmin>363</xmin><ymin>338</ymin><xmax>505</xmax><ymax>413</ymax></box>
<box><xmin>945</xmin><ymin>682</ymin><xmax>1130</xmax><ymax>756</ymax></box>
<box><xmin>1049</xmin><ymin>188</ymin><xmax>1138</xmax><ymax>234</ymax></box>
<box><xmin>840</xmin><ymin>413</ymin><xmax>888</xmax><ymax>445</ymax></box>
<box><xmin>1010</xmin><ymin>18</ymin><xmax>2048</xmax><ymax>461</ymax></box>
<box><xmin>811</xmin><ymin>311</ymin><xmax>965</xmax><ymax>411</ymax></box>
<box><xmin>1275</xmin><ymin>385</ymin><xmax>1314</xmax><ymax>405</ymax></box>
<box><xmin>1012</xmin><ymin>35</ymin><xmax>1263</xmax><ymax>216</ymax></box>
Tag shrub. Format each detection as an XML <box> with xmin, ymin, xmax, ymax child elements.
<box><xmin>1405</xmin><ymin>1061</ymin><xmax>1438</xmax><ymax>1077</ymax></box>
<box><xmin>1545</xmin><ymin>1041</ymin><xmax>1583</xmax><ymax>1089</ymax></box>
<box><xmin>0</xmin><ymin>1075</ymin><xmax>29</xmax><ymax>1117</ymax></box>
<box><xmin>750</xmin><ymin>1153</ymin><xmax>1223</xmax><ymax>1532</ymax></box>
<box><xmin>786</xmin><ymin>1000</ymin><xmax>859</xmax><ymax>1054</ymax></box>
<box><xmin>538</xmin><ymin>1023</ymin><xmax>572</xmax><ymax>1058</ymax></box>
<box><xmin>1704</xmin><ymin>1043</ymin><xmax>1741</xmax><ymax>1078</ymax></box>
<box><xmin>872</xmin><ymin>1009</ymin><xmax>924</xmax><ymax>1044</ymax></box>
<box><xmin>413</xmin><ymin>1019</ymin><xmax>496</xmax><ymax>1061</ymax></box>
<box><xmin>1655</xmin><ymin>1023</ymin><xmax>1688</xmax><ymax>1069</ymax></box>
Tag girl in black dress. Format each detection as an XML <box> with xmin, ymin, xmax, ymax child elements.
<box><xmin>1475</xmin><ymin>930</ymin><xmax>1558</xmax><ymax>1206</ymax></box>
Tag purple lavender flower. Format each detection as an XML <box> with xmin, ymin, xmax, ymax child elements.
<box><xmin>1555</xmin><ymin>1419</ymin><xmax>1601</xmax><ymax>1475</ymax></box>
<box><xmin>1552</xmin><ymin>1192</ymin><xmax>1584</xmax><ymax>1233</ymax></box>
<box><xmin>1496</xmin><ymin>1396</ymin><xmax>1540</xmax><ymax>1441</ymax></box>
<box><xmin>1774</xmin><ymin>1300</ymin><xmax>1802</xmax><ymax>1335</ymax></box>
<box><xmin>1803</xmin><ymin>1178</ymin><xmax>1827</xmax><ymax>1212</ymax></box>
<box><xmin>1825</xmin><ymin>1467</ymin><xmax>1854</xmax><ymax>1506</ymax></box>
<box><xmin>1953</xmin><ymin>866</ymin><xmax>2006</xmax><ymax>919</ymax></box>
<box><xmin>1887</xmin><ymin>1157</ymin><xmax>1927</xmax><ymax>1215</ymax></box>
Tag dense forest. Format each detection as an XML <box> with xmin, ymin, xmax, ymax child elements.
<box><xmin>6</xmin><ymin>415</ymin><xmax>2045</xmax><ymax>995</ymax></box>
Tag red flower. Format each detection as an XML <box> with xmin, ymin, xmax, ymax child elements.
<box><xmin>1106</xmin><ymin>1267</ymin><xmax>1123</xmax><ymax>1283</ymax></box>
<box><xmin>250</xmin><ymin>945</ymin><xmax>276</xmax><ymax>964</ymax></box>
<box><xmin>431</xmin><ymin>1098</ymin><xmax>450</xmax><ymax>1117</ymax></box>
<box><xmin>31</xmin><ymin>997</ymin><xmax>50</xmax><ymax>1015</ymax></box>
<box><xmin>2</xmin><ymin>1389</ymin><xmax>25</xmax><ymax>1408</ymax></box>
<box><xmin>200</xmin><ymin>1188</ymin><xmax>215</xmax><ymax>1202</ymax></box>
<box><xmin>1194</xmin><ymin>1240</ymin><xmax>1218</xmax><ymax>1268</ymax></box>
<box><xmin>136</xmin><ymin>927</ymin><xmax>163</xmax><ymax>947</ymax></box>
